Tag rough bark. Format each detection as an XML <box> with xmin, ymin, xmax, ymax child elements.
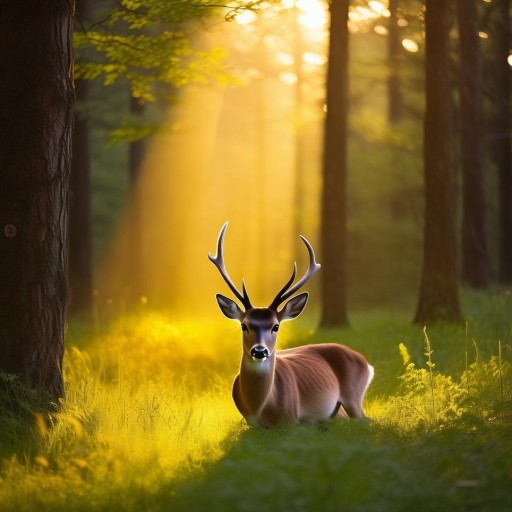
<box><xmin>457</xmin><ymin>0</ymin><xmax>490</xmax><ymax>287</ymax></box>
<box><xmin>0</xmin><ymin>0</ymin><xmax>74</xmax><ymax>401</ymax></box>
<box><xmin>414</xmin><ymin>0</ymin><xmax>462</xmax><ymax>324</ymax></box>
<box><xmin>320</xmin><ymin>0</ymin><xmax>349</xmax><ymax>327</ymax></box>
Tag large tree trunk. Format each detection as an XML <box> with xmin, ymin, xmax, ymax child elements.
<box><xmin>320</xmin><ymin>0</ymin><xmax>349</xmax><ymax>327</ymax></box>
<box><xmin>414</xmin><ymin>0</ymin><xmax>462</xmax><ymax>324</ymax></box>
<box><xmin>457</xmin><ymin>0</ymin><xmax>490</xmax><ymax>287</ymax></box>
<box><xmin>0</xmin><ymin>0</ymin><xmax>74</xmax><ymax>401</ymax></box>
<box><xmin>490</xmin><ymin>0</ymin><xmax>512</xmax><ymax>284</ymax></box>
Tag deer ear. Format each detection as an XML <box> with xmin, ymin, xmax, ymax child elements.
<box><xmin>278</xmin><ymin>292</ymin><xmax>308</xmax><ymax>321</ymax></box>
<box><xmin>216</xmin><ymin>294</ymin><xmax>245</xmax><ymax>321</ymax></box>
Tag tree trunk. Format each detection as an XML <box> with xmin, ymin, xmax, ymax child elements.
<box><xmin>490</xmin><ymin>0</ymin><xmax>512</xmax><ymax>284</ymax></box>
<box><xmin>320</xmin><ymin>0</ymin><xmax>349</xmax><ymax>327</ymax></box>
<box><xmin>388</xmin><ymin>0</ymin><xmax>403</xmax><ymax>123</ymax></box>
<box><xmin>129</xmin><ymin>95</ymin><xmax>146</xmax><ymax>184</ymax></box>
<box><xmin>414</xmin><ymin>0</ymin><xmax>462</xmax><ymax>324</ymax></box>
<box><xmin>69</xmin><ymin>0</ymin><xmax>93</xmax><ymax>317</ymax></box>
<box><xmin>0</xmin><ymin>0</ymin><xmax>74</xmax><ymax>401</ymax></box>
<box><xmin>457</xmin><ymin>0</ymin><xmax>490</xmax><ymax>287</ymax></box>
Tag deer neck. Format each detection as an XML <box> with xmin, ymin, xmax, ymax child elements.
<box><xmin>239</xmin><ymin>351</ymin><xmax>276</xmax><ymax>416</ymax></box>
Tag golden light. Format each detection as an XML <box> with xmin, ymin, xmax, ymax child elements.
<box><xmin>478</xmin><ymin>31</ymin><xmax>489</xmax><ymax>39</ymax></box>
<box><xmin>508</xmin><ymin>54</ymin><xmax>512</xmax><ymax>67</ymax></box>
<box><xmin>402</xmin><ymin>38</ymin><xmax>419</xmax><ymax>53</ymax></box>
<box><xmin>398</xmin><ymin>18</ymin><xmax>408</xmax><ymax>27</ymax></box>
<box><xmin>97</xmin><ymin>0</ymin><xmax>326</xmax><ymax>315</ymax></box>
<box><xmin>234</xmin><ymin>9</ymin><xmax>257</xmax><ymax>25</ymax></box>
<box><xmin>302</xmin><ymin>51</ymin><xmax>327</xmax><ymax>65</ymax></box>
<box><xmin>368</xmin><ymin>1</ymin><xmax>387</xmax><ymax>14</ymax></box>
<box><xmin>279</xmin><ymin>71</ymin><xmax>298</xmax><ymax>85</ymax></box>
<box><xmin>374</xmin><ymin>25</ymin><xmax>389</xmax><ymax>36</ymax></box>
<box><xmin>296</xmin><ymin>0</ymin><xmax>328</xmax><ymax>29</ymax></box>
<box><xmin>276</xmin><ymin>52</ymin><xmax>295</xmax><ymax>66</ymax></box>
<box><xmin>348</xmin><ymin>21</ymin><xmax>360</xmax><ymax>34</ymax></box>
<box><xmin>355</xmin><ymin>6</ymin><xmax>380</xmax><ymax>19</ymax></box>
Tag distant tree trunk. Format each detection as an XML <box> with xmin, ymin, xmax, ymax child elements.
<box><xmin>388</xmin><ymin>0</ymin><xmax>403</xmax><ymax>123</ymax></box>
<box><xmin>320</xmin><ymin>0</ymin><xmax>349</xmax><ymax>327</ymax></box>
<box><xmin>70</xmin><ymin>0</ymin><xmax>93</xmax><ymax>316</ymax></box>
<box><xmin>490</xmin><ymin>0</ymin><xmax>512</xmax><ymax>284</ymax></box>
<box><xmin>0</xmin><ymin>0</ymin><xmax>74</xmax><ymax>401</ymax></box>
<box><xmin>457</xmin><ymin>0</ymin><xmax>490</xmax><ymax>287</ymax></box>
<box><xmin>415</xmin><ymin>0</ymin><xmax>462</xmax><ymax>324</ymax></box>
<box><xmin>129</xmin><ymin>95</ymin><xmax>146</xmax><ymax>184</ymax></box>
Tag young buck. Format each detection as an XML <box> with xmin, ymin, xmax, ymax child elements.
<box><xmin>209</xmin><ymin>223</ymin><xmax>374</xmax><ymax>427</ymax></box>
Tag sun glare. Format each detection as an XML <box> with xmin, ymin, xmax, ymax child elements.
<box><xmin>234</xmin><ymin>9</ymin><xmax>257</xmax><ymax>25</ymax></box>
<box><xmin>296</xmin><ymin>0</ymin><xmax>328</xmax><ymax>29</ymax></box>
<box><xmin>302</xmin><ymin>51</ymin><xmax>327</xmax><ymax>66</ymax></box>
<box><xmin>402</xmin><ymin>38</ymin><xmax>419</xmax><ymax>53</ymax></box>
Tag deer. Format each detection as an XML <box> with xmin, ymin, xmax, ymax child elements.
<box><xmin>209</xmin><ymin>222</ymin><xmax>374</xmax><ymax>427</ymax></box>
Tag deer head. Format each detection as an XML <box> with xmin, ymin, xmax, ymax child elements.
<box><xmin>209</xmin><ymin>222</ymin><xmax>320</xmax><ymax>363</ymax></box>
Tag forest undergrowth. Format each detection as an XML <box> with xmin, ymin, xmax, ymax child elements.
<box><xmin>1</xmin><ymin>289</ymin><xmax>511</xmax><ymax>511</ymax></box>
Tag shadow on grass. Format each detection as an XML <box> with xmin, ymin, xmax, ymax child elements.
<box><xmin>0</xmin><ymin>374</ymin><xmax>44</xmax><ymax>461</ymax></box>
<box><xmin>164</xmin><ymin>419</ymin><xmax>512</xmax><ymax>512</ymax></box>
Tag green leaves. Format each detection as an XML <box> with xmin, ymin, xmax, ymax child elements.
<box><xmin>74</xmin><ymin>0</ymin><xmax>241</xmax><ymax>102</ymax></box>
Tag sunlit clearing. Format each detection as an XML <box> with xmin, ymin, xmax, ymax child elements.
<box><xmin>97</xmin><ymin>11</ymin><xmax>325</xmax><ymax>317</ymax></box>
<box><xmin>45</xmin><ymin>316</ymin><xmax>243</xmax><ymax>495</ymax></box>
<box><xmin>402</xmin><ymin>38</ymin><xmax>419</xmax><ymax>53</ymax></box>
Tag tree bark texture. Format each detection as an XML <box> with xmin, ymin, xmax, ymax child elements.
<box><xmin>0</xmin><ymin>0</ymin><xmax>74</xmax><ymax>401</ymax></box>
<box><xmin>415</xmin><ymin>0</ymin><xmax>462</xmax><ymax>324</ymax></box>
<box><xmin>457</xmin><ymin>0</ymin><xmax>490</xmax><ymax>287</ymax></box>
<box><xmin>320</xmin><ymin>0</ymin><xmax>349</xmax><ymax>327</ymax></box>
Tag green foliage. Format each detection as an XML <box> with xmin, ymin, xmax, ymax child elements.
<box><xmin>74</xmin><ymin>0</ymin><xmax>248</xmax><ymax>102</ymax></box>
<box><xmin>377</xmin><ymin>328</ymin><xmax>512</xmax><ymax>435</ymax></box>
<box><xmin>1</xmin><ymin>295</ymin><xmax>511</xmax><ymax>511</ymax></box>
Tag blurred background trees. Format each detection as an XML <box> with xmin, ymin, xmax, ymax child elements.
<box><xmin>72</xmin><ymin>0</ymin><xmax>512</xmax><ymax>325</ymax></box>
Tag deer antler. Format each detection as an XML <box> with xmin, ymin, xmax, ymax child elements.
<box><xmin>268</xmin><ymin>236</ymin><xmax>321</xmax><ymax>311</ymax></box>
<box><xmin>209</xmin><ymin>222</ymin><xmax>253</xmax><ymax>310</ymax></box>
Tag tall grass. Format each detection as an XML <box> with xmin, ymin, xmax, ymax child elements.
<box><xmin>1</xmin><ymin>290</ymin><xmax>511</xmax><ymax>511</ymax></box>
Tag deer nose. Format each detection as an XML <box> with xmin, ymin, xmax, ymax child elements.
<box><xmin>250</xmin><ymin>345</ymin><xmax>269</xmax><ymax>361</ymax></box>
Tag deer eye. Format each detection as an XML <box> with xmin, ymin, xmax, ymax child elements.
<box><xmin>272</xmin><ymin>325</ymin><xmax>279</xmax><ymax>333</ymax></box>
<box><xmin>241</xmin><ymin>323</ymin><xmax>248</xmax><ymax>332</ymax></box>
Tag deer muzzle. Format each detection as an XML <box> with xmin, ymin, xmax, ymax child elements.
<box><xmin>250</xmin><ymin>345</ymin><xmax>269</xmax><ymax>362</ymax></box>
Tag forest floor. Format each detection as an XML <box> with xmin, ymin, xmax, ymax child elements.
<box><xmin>1</xmin><ymin>289</ymin><xmax>512</xmax><ymax>511</ymax></box>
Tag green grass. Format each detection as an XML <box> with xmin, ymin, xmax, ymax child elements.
<box><xmin>1</xmin><ymin>290</ymin><xmax>511</xmax><ymax>511</ymax></box>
